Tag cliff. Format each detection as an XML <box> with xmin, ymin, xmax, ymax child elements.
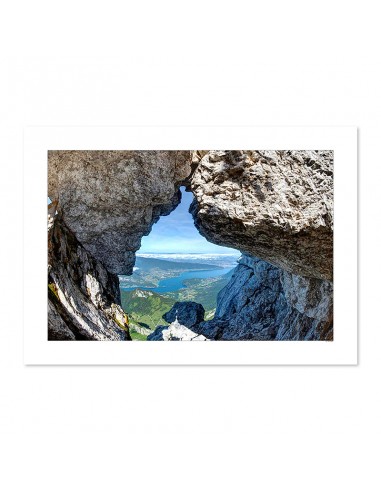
<box><xmin>192</xmin><ymin>255</ymin><xmax>332</xmax><ymax>340</ymax></box>
<box><xmin>48</xmin><ymin>213</ymin><xmax>130</xmax><ymax>340</ymax></box>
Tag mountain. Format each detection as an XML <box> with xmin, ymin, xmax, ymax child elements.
<box><xmin>134</xmin><ymin>256</ymin><xmax>221</xmax><ymax>271</ymax></box>
<box><xmin>136</xmin><ymin>253</ymin><xmax>240</xmax><ymax>268</ymax></box>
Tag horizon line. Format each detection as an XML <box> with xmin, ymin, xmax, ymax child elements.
<box><xmin>137</xmin><ymin>252</ymin><xmax>241</xmax><ymax>255</ymax></box>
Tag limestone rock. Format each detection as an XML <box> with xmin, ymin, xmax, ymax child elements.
<box><xmin>147</xmin><ymin>319</ymin><xmax>209</xmax><ymax>341</ymax></box>
<box><xmin>190</xmin><ymin>150</ymin><xmax>333</xmax><ymax>280</ymax></box>
<box><xmin>192</xmin><ymin>255</ymin><xmax>333</xmax><ymax>341</ymax></box>
<box><xmin>163</xmin><ymin>301</ymin><xmax>205</xmax><ymax>328</ymax></box>
<box><xmin>48</xmin><ymin>298</ymin><xmax>76</xmax><ymax>340</ymax></box>
<box><xmin>48</xmin><ymin>215</ymin><xmax>130</xmax><ymax>341</ymax></box>
<box><xmin>48</xmin><ymin>150</ymin><xmax>192</xmax><ymax>274</ymax></box>
<box><xmin>280</xmin><ymin>271</ymin><xmax>333</xmax><ymax>321</ymax></box>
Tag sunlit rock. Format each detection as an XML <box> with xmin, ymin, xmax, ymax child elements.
<box><xmin>190</xmin><ymin>150</ymin><xmax>333</xmax><ymax>281</ymax></box>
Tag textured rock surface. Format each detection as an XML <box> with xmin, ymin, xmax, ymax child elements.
<box><xmin>190</xmin><ymin>150</ymin><xmax>333</xmax><ymax>280</ymax></box>
<box><xmin>163</xmin><ymin>301</ymin><xmax>205</xmax><ymax>328</ymax></box>
<box><xmin>148</xmin><ymin>319</ymin><xmax>209</xmax><ymax>341</ymax></box>
<box><xmin>280</xmin><ymin>271</ymin><xmax>333</xmax><ymax>321</ymax></box>
<box><xmin>48</xmin><ymin>214</ymin><xmax>130</xmax><ymax>341</ymax></box>
<box><xmin>48</xmin><ymin>150</ymin><xmax>191</xmax><ymax>274</ymax></box>
<box><xmin>191</xmin><ymin>255</ymin><xmax>333</xmax><ymax>341</ymax></box>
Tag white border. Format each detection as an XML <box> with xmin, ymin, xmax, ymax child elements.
<box><xmin>23</xmin><ymin>127</ymin><xmax>357</xmax><ymax>365</ymax></box>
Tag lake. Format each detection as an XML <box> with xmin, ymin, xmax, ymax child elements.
<box><xmin>121</xmin><ymin>267</ymin><xmax>233</xmax><ymax>293</ymax></box>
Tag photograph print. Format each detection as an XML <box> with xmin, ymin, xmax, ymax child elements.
<box><xmin>48</xmin><ymin>150</ymin><xmax>333</xmax><ymax>342</ymax></box>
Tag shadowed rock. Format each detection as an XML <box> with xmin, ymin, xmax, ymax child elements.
<box><xmin>163</xmin><ymin>301</ymin><xmax>205</xmax><ymax>328</ymax></box>
<box><xmin>191</xmin><ymin>255</ymin><xmax>333</xmax><ymax>341</ymax></box>
<box><xmin>48</xmin><ymin>214</ymin><xmax>130</xmax><ymax>341</ymax></box>
<box><xmin>48</xmin><ymin>150</ymin><xmax>192</xmax><ymax>274</ymax></box>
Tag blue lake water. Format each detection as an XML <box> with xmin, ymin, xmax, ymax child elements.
<box><xmin>121</xmin><ymin>267</ymin><xmax>233</xmax><ymax>293</ymax></box>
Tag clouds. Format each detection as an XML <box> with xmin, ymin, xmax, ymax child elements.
<box><xmin>139</xmin><ymin>188</ymin><xmax>238</xmax><ymax>254</ymax></box>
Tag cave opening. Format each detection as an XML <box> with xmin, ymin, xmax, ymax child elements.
<box><xmin>118</xmin><ymin>186</ymin><xmax>240</xmax><ymax>340</ymax></box>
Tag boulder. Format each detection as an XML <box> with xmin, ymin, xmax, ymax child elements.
<box><xmin>147</xmin><ymin>320</ymin><xmax>208</xmax><ymax>341</ymax></box>
<box><xmin>163</xmin><ymin>301</ymin><xmax>205</xmax><ymax>328</ymax></box>
<box><xmin>190</xmin><ymin>150</ymin><xmax>333</xmax><ymax>281</ymax></box>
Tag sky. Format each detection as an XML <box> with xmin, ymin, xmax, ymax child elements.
<box><xmin>139</xmin><ymin>187</ymin><xmax>239</xmax><ymax>254</ymax></box>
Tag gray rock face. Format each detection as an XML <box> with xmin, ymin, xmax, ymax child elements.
<box><xmin>163</xmin><ymin>301</ymin><xmax>205</xmax><ymax>328</ymax></box>
<box><xmin>48</xmin><ymin>298</ymin><xmax>76</xmax><ymax>340</ymax></box>
<box><xmin>48</xmin><ymin>150</ymin><xmax>191</xmax><ymax>274</ymax></box>
<box><xmin>190</xmin><ymin>150</ymin><xmax>333</xmax><ymax>281</ymax></box>
<box><xmin>280</xmin><ymin>271</ymin><xmax>333</xmax><ymax>321</ymax></box>
<box><xmin>191</xmin><ymin>255</ymin><xmax>333</xmax><ymax>341</ymax></box>
<box><xmin>48</xmin><ymin>214</ymin><xmax>130</xmax><ymax>341</ymax></box>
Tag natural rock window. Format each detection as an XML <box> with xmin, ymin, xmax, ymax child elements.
<box><xmin>118</xmin><ymin>186</ymin><xmax>240</xmax><ymax>340</ymax></box>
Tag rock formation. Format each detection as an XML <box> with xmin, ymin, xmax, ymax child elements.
<box><xmin>190</xmin><ymin>255</ymin><xmax>332</xmax><ymax>340</ymax></box>
<box><xmin>190</xmin><ymin>150</ymin><xmax>333</xmax><ymax>281</ymax></box>
<box><xmin>148</xmin><ymin>301</ymin><xmax>207</xmax><ymax>341</ymax></box>
<box><xmin>148</xmin><ymin>320</ymin><xmax>209</xmax><ymax>341</ymax></box>
<box><xmin>48</xmin><ymin>150</ymin><xmax>191</xmax><ymax>274</ymax></box>
<box><xmin>48</xmin><ymin>213</ymin><xmax>130</xmax><ymax>340</ymax></box>
<box><xmin>48</xmin><ymin>149</ymin><xmax>333</xmax><ymax>341</ymax></box>
<box><xmin>163</xmin><ymin>301</ymin><xmax>205</xmax><ymax>328</ymax></box>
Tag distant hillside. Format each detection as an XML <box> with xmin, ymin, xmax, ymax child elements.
<box><xmin>168</xmin><ymin>270</ymin><xmax>234</xmax><ymax>311</ymax></box>
<box><xmin>120</xmin><ymin>288</ymin><xmax>174</xmax><ymax>331</ymax></box>
<box><xmin>135</xmin><ymin>256</ymin><xmax>221</xmax><ymax>271</ymax></box>
<box><xmin>120</xmin><ymin>256</ymin><xmax>223</xmax><ymax>289</ymax></box>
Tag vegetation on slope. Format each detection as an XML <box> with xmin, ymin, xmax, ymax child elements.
<box><xmin>120</xmin><ymin>289</ymin><xmax>173</xmax><ymax>330</ymax></box>
<box><xmin>168</xmin><ymin>270</ymin><xmax>234</xmax><ymax>311</ymax></box>
<box><xmin>120</xmin><ymin>270</ymin><xmax>234</xmax><ymax>335</ymax></box>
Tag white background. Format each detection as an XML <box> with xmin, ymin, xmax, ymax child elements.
<box><xmin>24</xmin><ymin>126</ymin><xmax>357</xmax><ymax>365</ymax></box>
<box><xmin>1</xmin><ymin>1</ymin><xmax>379</xmax><ymax>491</ymax></box>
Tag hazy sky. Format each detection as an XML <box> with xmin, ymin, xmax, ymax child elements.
<box><xmin>139</xmin><ymin>187</ymin><xmax>239</xmax><ymax>254</ymax></box>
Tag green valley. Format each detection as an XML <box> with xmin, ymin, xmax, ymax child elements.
<box><xmin>120</xmin><ymin>270</ymin><xmax>234</xmax><ymax>338</ymax></box>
